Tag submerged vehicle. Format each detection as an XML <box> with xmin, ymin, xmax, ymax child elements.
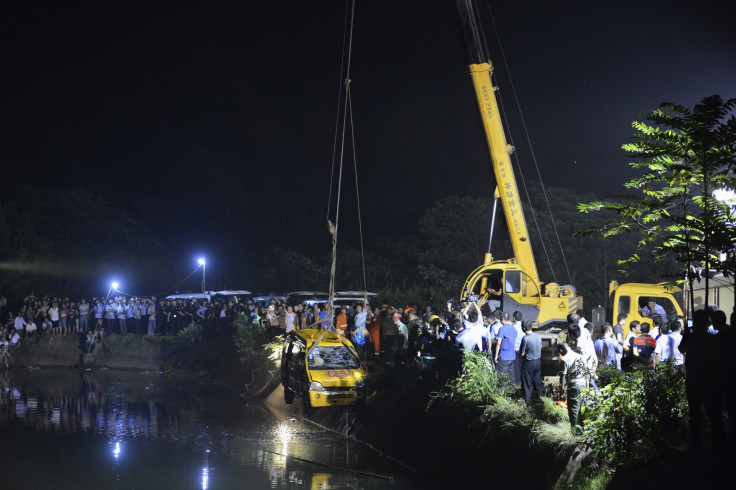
<box><xmin>281</xmin><ymin>329</ymin><xmax>365</xmax><ymax>413</ymax></box>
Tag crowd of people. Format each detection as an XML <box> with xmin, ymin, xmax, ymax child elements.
<box><xmin>2</xmin><ymin>291</ymin><xmax>735</xmax><ymax>449</ymax></box>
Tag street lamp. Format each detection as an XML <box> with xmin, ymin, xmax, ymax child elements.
<box><xmin>198</xmin><ymin>258</ymin><xmax>206</xmax><ymax>298</ymax></box>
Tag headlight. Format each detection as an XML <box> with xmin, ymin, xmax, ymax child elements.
<box><xmin>354</xmin><ymin>380</ymin><xmax>364</xmax><ymax>388</ymax></box>
<box><xmin>309</xmin><ymin>381</ymin><xmax>324</xmax><ymax>391</ymax></box>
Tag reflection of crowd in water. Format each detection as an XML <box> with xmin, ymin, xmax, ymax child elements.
<box><xmin>0</xmin><ymin>372</ymin><xmax>196</xmax><ymax>442</ymax></box>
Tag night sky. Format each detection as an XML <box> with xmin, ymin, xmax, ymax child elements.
<box><xmin>2</xmin><ymin>0</ymin><xmax>734</xmax><ymax>291</ymax></box>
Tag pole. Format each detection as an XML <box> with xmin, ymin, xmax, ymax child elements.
<box><xmin>488</xmin><ymin>189</ymin><xmax>500</xmax><ymax>254</ymax></box>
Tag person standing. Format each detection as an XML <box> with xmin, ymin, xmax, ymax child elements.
<box><xmin>104</xmin><ymin>299</ymin><xmax>116</xmax><ymax>334</ymax></box>
<box><xmin>147</xmin><ymin>300</ymin><xmax>156</xmax><ymax>335</ymax></box>
<box><xmin>382</xmin><ymin>307</ymin><xmax>397</xmax><ymax>363</ymax></box>
<box><xmin>285</xmin><ymin>305</ymin><xmax>297</xmax><ymax>334</ymax></box>
<box><xmin>668</xmin><ymin>317</ymin><xmax>685</xmax><ymax>369</ymax></box>
<box><xmin>366</xmin><ymin>306</ymin><xmax>381</xmax><ymax>359</ymax></box>
<box><xmin>519</xmin><ymin>321</ymin><xmax>543</xmax><ymax>404</ymax></box>
<box><xmin>126</xmin><ymin>300</ymin><xmax>137</xmax><ymax>335</ymax></box>
<box><xmin>558</xmin><ymin>342</ymin><xmax>587</xmax><ymax>433</ymax></box>
<box><xmin>13</xmin><ymin>311</ymin><xmax>27</xmax><ymax>339</ymax></box>
<box><xmin>653</xmin><ymin>321</ymin><xmax>672</xmax><ymax>365</ymax></box>
<box><xmin>78</xmin><ymin>299</ymin><xmax>90</xmax><ymax>333</ymax></box>
<box><xmin>117</xmin><ymin>299</ymin><xmax>128</xmax><ymax>335</ymax></box>
<box><xmin>393</xmin><ymin>313</ymin><xmax>408</xmax><ymax>372</ymax></box>
<box><xmin>494</xmin><ymin>312</ymin><xmax>517</xmax><ymax>383</ymax></box>
<box><xmin>621</xmin><ymin>320</ymin><xmax>641</xmax><ymax>372</ymax></box>
<box><xmin>613</xmin><ymin>313</ymin><xmax>627</xmax><ymax>369</ymax></box>
<box><xmin>594</xmin><ymin>323</ymin><xmax>622</xmax><ymax>369</ymax></box>
<box><xmin>680</xmin><ymin>309</ymin><xmax>725</xmax><ymax>451</ymax></box>
<box><xmin>512</xmin><ymin>311</ymin><xmax>524</xmax><ymax>385</ymax></box>
<box><xmin>335</xmin><ymin>307</ymin><xmax>348</xmax><ymax>337</ymax></box>
<box><xmin>48</xmin><ymin>302</ymin><xmax>60</xmax><ymax>335</ymax></box>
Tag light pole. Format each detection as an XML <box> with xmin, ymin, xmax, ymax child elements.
<box><xmin>198</xmin><ymin>258</ymin><xmax>206</xmax><ymax>299</ymax></box>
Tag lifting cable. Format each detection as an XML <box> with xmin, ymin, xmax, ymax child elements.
<box><xmin>483</xmin><ymin>0</ymin><xmax>574</xmax><ymax>286</ymax></box>
<box><xmin>327</xmin><ymin>0</ymin><xmax>369</xmax><ymax>312</ymax></box>
<box><xmin>326</xmin><ymin>2</ymin><xmax>351</xmax><ymax>222</ymax></box>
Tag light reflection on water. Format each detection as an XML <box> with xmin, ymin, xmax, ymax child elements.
<box><xmin>0</xmin><ymin>368</ymin><xmax>426</xmax><ymax>489</ymax></box>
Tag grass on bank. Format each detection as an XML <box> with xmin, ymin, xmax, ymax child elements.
<box><xmin>426</xmin><ymin>351</ymin><xmax>689</xmax><ymax>489</ymax></box>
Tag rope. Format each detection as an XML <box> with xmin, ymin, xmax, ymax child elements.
<box><xmin>347</xmin><ymin>61</ymin><xmax>369</xmax><ymax>301</ymax></box>
<box><xmin>327</xmin><ymin>1</ymin><xmax>351</xmax><ymax>221</ymax></box>
<box><xmin>484</xmin><ymin>0</ymin><xmax>573</xmax><ymax>284</ymax></box>
<box><xmin>328</xmin><ymin>0</ymin><xmax>357</xmax><ymax>316</ymax></box>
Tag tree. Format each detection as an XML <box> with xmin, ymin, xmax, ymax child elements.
<box><xmin>579</xmin><ymin>95</ymin><xmax>736</xmax><ymax>312</ymax></box>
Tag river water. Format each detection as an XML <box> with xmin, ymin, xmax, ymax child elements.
<box><xmin>0</xmin><ymin>368</ymin><xmax>427</xmax><ymax>489</ymax></box>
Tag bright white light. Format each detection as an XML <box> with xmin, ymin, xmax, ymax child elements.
<box><xmin>275</xmin><ymin>423</ymin><xmax>293</xmax><ymax>444</ymax></box>
<box><xmin>198</xmin><ymin>258</ymin><xmax>206</xmax><ymax>266</ymax></box>
<box><xmin>202</xmin><ymin>467</ymin><xmax>209</xmax><ymax>490</ymax></box>
<box><xmin>112</xmin><ymin>282</ymin><xmax>119</xmax><ymax>290</ymax></box>
<box><xmin>714</xmin><ymin>188</ymin><xmax>736</xmax><ymax>207</ymax></box>
<box><xmin>113</xmin><ymin>441</ymin><xmax>121</xmax><ymax>459</ymax></box>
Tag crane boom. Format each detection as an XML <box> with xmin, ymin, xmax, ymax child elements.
<box><xmin>467</xmin><ymin>62</ymin><xmax>539</xmax><ymax>285</ymax></box>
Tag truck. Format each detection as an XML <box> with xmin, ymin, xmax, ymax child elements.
<box><xmin>455</xmin><ymin>0</ymin><xmax>683</xmax><ymax>359</ymax></box>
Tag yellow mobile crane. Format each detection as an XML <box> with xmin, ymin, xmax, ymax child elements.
<box><xmin>455</xmin><ymin>0</ymin><xmax>683</xmax><ymax>330</ymax></box>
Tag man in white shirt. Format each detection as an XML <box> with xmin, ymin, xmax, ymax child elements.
<box><xmin>576</xmin><ymin>310</ymin><xmax>592</xmax><ymax>342</ymax></box>
<box><xmin>14</xmin><ymin>312</ymin><xmax>27</xmax><ymax>336</ymax></box>
<box><xmin>456</xmin><ymin>303</ymin><xmax>486</xmax><ymax>352</ymax></box>
<box><xmin>654</xmin><ymin>322</ymin><xmax>672</xmax><ymax>365</ymax></box>
<box><xmin>559</xmin><ymin>342</ymin><xmax>587</xmax><ymax>433</ymax></box>
<box><xmin>668</xmin><ymin>317</ymin><xmax>685</xmax><ymax>368</ymax></box>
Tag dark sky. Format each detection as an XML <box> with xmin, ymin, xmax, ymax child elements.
<box><xmin>2</xmin><ymin>0</ymin><xmax>735</xmax><ymax>288</ymax></box>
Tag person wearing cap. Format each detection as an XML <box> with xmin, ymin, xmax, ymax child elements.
<box><xmin>393</xmin><ymin>313</ymin><xmax>408</xmax><ymax>372</ymax></box>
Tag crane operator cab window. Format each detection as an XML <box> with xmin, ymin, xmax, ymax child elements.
<box><xmin>485</xmin><ymin>270</ymin><xmax>503</xmax><ymax>310</ymax></box>
<box><xmin>505</xmin><ymin>270</ymin><xmax>541</xmax><ymax>305</ymax></box>
<box><xmin>637</xmin><ymin>296</ymin><xmax>676</xmax><ymax>326</ymax></box>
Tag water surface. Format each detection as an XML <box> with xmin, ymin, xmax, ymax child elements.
<box><xmin>0</xmin><ymin>368</ymin><xmax>425</xmax><ymax>489</ymax></box>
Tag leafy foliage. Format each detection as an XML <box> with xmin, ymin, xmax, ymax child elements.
<box><xmin>578</xmin><ymin>95</ymin><xmax>736</xmax><ymax>305</ymax></box>
<box><xmin>233</xmin><ymin>314</ymin><xmax>264</xmax><ymax>363</ymax></box>
<box><xmin>580</xmin><ymin>364</ymin><xmax>687</xmax><ymax>464</ymax></box>
<box><xmin>430</xmin><ymin>350</ymin><xmax>515</xmax><ymax>408</ymax></box>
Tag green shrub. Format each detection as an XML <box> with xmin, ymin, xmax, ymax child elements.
<box><xmin>262</xmin><ymin>334</ymin><xmax>284</xmax><ymax>369</ymax></box>
<box><xmin>233</xmin><ymin>316</ymin><xmax>265</xmax><ymax>363</ymax></box>
<box><xmin>430</xmin><ymin>350</ymin><xmax>514</xmax><ymax>409</ymax></box>
<box><xmin>580</xmin><ymin>363</ymin><xmax>687</xmax><ymax>463</ymax></box>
